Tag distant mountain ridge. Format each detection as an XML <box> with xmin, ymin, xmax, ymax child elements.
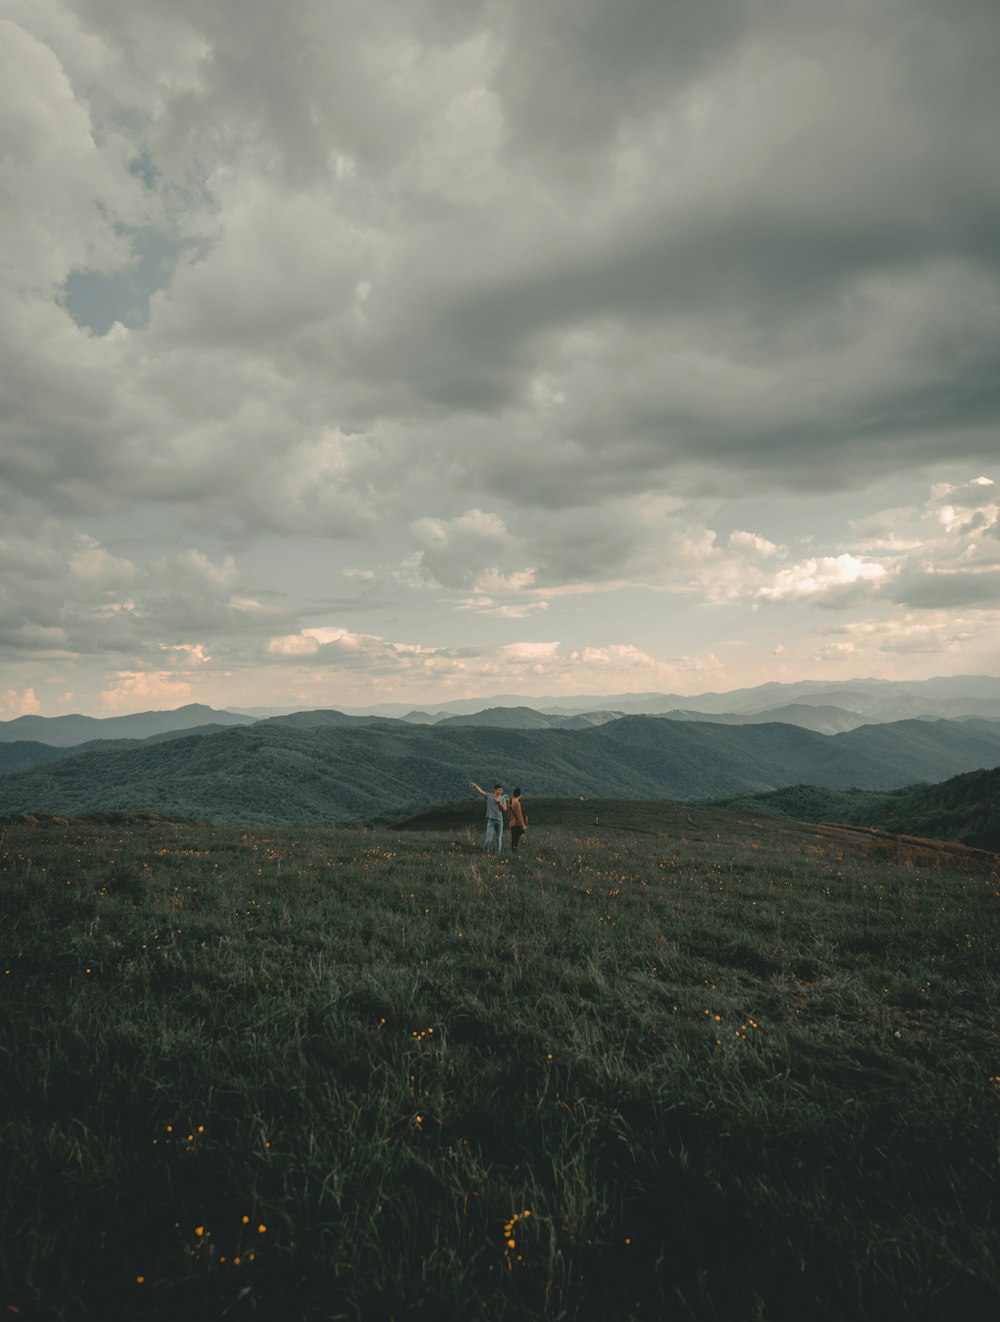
<box><xmin>0</xmin><ymin>704</ymin><xmax>253</xmax><ymax>747</ymax></box>
<box><xmin>434</xmin><ymin>706</ymin><xmax>624</xmax><ymax>730</ymax></box>
<box><xmin>329</xmin><ymin>674</ymin><xmax>1000</xmax><ymax>722</ymax></box>
<box><xmin>5</xmin><ymin>676</ymin><xmax>999</xmax><ymax>749</ymax></box>
<box><xmin>657</xmin><ymin>704</ymin><xmax>869</xmax><ymax>735</ymax></box>
<box><xmin>1</xmin><ymin>713</ymin><xmax>999</xmax><ymax>826</ymax></box>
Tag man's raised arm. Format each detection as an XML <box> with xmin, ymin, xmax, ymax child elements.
<box><xmin>469</xmin><ymin>781</ymin><xmax>487</xmax><ymax>797</ymax></box>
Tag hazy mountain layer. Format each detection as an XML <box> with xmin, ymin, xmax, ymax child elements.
<box><xmin>434</xmin><ymin>706</ymin><xmax>624</xmax><ymax>730</ymax></box>
<box><xmin>334</xmin><ymin>674</ymin><xmax>1000</xmax><ymax>721</ymax></box>
<box><xmin>657</xmin><ymin>704</ymin><xmax>869</xmax><ymax>735</ymax></box>
<box><xmin>0</xmin><ymin>704</ymin><xmax>253</xmax><ymax>746</ymax></box>
<box><xmin>5</xmin><ymin>676</ymin><xmax>999</xmax><ymax>751</ymax></box>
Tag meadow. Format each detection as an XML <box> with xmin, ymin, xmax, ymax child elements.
<box><xmin>1</xmin><ymin>802</ymin><xmax>998</xmax><ymax>1320</ymax></box>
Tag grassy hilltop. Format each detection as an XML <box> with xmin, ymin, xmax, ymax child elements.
<box><xmin>1</xmin><ymin>803</ymin><xmax>998</xmax><ymax>1320</ymax></box>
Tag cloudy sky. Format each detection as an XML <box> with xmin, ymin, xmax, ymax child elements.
<box><xmin>2</xmin><ymin>0</ymin><xmax>999</xmax><ymax>717</ymax></box>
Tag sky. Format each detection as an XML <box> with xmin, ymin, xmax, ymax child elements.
<box><xmin>1</xmin><ymin>0</ymin><xmax>999</xmax><ymax>718</ymax></box>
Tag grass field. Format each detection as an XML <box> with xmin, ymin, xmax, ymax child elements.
<box><xmin>1</xmin><ymin>803</ymin><xmax>998</xmax><ymax>1320</ymax></box>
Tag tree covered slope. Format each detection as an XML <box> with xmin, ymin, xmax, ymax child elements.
<box><xmin>718</xmin><ymin>766</ymin><xmax>1000</xmax><ymax>853</ymax></box>
<box><xmin>1</xmin><ymin>716</ymin><xmax>999</xmax><ymax>826</ymax></box>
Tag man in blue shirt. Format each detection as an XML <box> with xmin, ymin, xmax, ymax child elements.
<box><xmin>470</xmin><ymin>780</ymin><xmax>507</xmax><ymax>855</ymax></box>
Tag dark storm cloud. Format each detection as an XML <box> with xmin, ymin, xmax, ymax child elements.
<box><xmin>305</xmin><ymin>0</ymin><xmax>1000</xmax><ymax>511</ymax></box>
<box><xmin>887</xmin><ymin>569</ymin><xmax>1000</xmax><ymax>609</ymax></box>
<box><xmin>491</xmin><ymin>0</ymin><xmax>767</xmax><ymax>167</ymax></box>
<box><xmin>4</xmin><ymin>0</ymin><xmax>1000</xmax><ymax>601</ymax></box>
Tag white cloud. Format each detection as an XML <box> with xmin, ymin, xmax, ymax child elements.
<box><xmin>729</xmin><ymin>530</ymin><xmax>784</xmax><ymax>558</ymax></box>
<box><xmin>101</xmin><ymin>670</ymin><xmax>194</xmax><ymax>712</ymax></box>
<box><xmin>454</xmin><ymin>509</ymin><xmax>508</xmax><ymax>537</ymax></box>
<box><xmin>455</xmin><ymin>593</ymin><xmax>549</xmax><ymax>619</ymax></box>
<box><xmin>0</xmin><ymin>17</ymin><xmax>147</xmax><ymax>294</ymax></box>
<box><xmin>1</xmin><ymin>686</ymin><xmax>41</xmax><ymax>717</ymax></box>
<box><xmin>500</xmin><ymin>641</ymin><xmax>562</xmax><ymax>662</ymax></box>
<box><xmin>256</xmin><ymin>631</ymin><xmax>727</xmax><ymax>703</ymax></box>
<box><xmin>866</xmin><ymin>477</ymin><xmax>1000</xmax><ymax>607</ymax></box>
<box><xmin>828</xmin><ymin>612</ymin><xmax>984</xmax><ymax>656</ymax></box>
<box><xmin>160</xmin><ymin>642</ymin><xmax>212</xmax><ymax>664</ymax></box>
<box><xmin>473</xmin><ymin>568</ymin><xmax>538</xmax><ymax>594</ymax></box>
<box><xmin>269</xmin><ymin>627</ymin><xmax>378</xmax><ymax>657</ymax></box>
<box><xmin>0</xmin><ymin>514</ymin><xmax>293</xmax><ymax>670</ymax></box>
<box><xmin>814</xmin><ymin>642</ymin><xmax>857</xmax><ymax>663</ymax></box>
<box><xmin>757</xmin><ymin>554</ymin><xmax>888</xmax><ymax>605</ymax></box>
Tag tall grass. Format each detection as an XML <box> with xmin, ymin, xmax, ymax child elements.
<box><xmin>1</xmin><ymin>807</ymin><xmax>998</xmax><ymax>1320</ymax></box>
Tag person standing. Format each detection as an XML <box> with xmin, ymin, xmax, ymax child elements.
<box><xmin>470</xmin><ymin>780</ymin><xmax>506</xmax><ymax>856</ymax></box>
<box><xmin>507</xmin><ymin>787</ymin><xmax>527</xmax><ymax>852</ymax></box>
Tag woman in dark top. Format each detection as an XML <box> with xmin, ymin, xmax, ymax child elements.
<box><xmin>507</xmin><ymin>788</ymin><xmax>527</xmax><ymax>852</ymax></box>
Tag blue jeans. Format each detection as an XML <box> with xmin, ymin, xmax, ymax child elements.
<box><xmin>484</xmin><ymin>818</ymin><xmax>503</xmax><ymax>854</ymax></box>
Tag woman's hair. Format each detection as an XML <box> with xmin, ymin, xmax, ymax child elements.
<box><xmin>512</xmin><ymin>787</ymin><xmax>521</xmax><ymax>798</ymax></box>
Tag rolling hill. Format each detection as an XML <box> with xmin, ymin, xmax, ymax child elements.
<box><xmin>0</xmin><ymin>723</ymin><xmax>256</xmax><ymax>777</ymax></box>
<box><xmin>718</xmin><ymin>766</ymin><xmax>1000</xmax><ymax>853</ymax></box>
<box><xmin>2</xmin><ymin>715</ymin><xmax>1000</xmax><ymax>826</ymax></box>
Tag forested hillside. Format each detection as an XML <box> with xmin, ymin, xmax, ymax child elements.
<box><xmin>2</xmin><ymin>716</ymin><xmax>1000</xmax><ymax>826</ymax></box>
<box><xmin>719</xmin><ymin>766</ymin><xmax>1000</xmax><ymax>853</ymax></box>
<box><xmin>0</xmin><ymin>724</ymin><xmax>248</xmax><ymax>777</ymax></box>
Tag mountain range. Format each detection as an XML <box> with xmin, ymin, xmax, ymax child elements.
<box><xmin>430</xmin><ymin>706</ymin><xmax>624</xmax><ymax>731</ymax></box>
<box><xmin>0</xmin><ymin>703</ymin><xmax>254</xmax><ymax>746</ymax></box>
<box><xmin>5</xmin><ymin>676</ymin><xmax>999</xmax><ymax>750</ymax></box>
<box><xmin>332</xmin><ymin>673</ymin><xmax>1000</xmax><ymax>722</ymax></box>
<box><xmin>2</xmin><ymin>712</ymin><xmax>1000</xmax><ymax>827</ymax></box>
